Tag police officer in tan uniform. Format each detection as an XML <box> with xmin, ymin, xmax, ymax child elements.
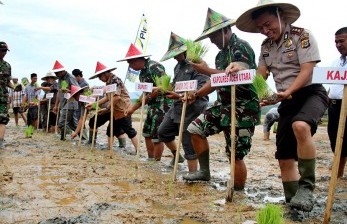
<box><xmin>226</xmin><ymin>0</ymin><xmax>328</xmax><ymax>212</ymax></box>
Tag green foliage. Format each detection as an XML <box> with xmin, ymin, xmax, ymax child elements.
<box><xmin>256</xmin><ymin>203</ymin><xmax>284</xmax><ymax>224</ymax></box>
<box><xmin>24</xmin><ymin>125</ymin><xmax>35</xmax><ymax>138</ymax></box>
<box><xmin>61</xmin><ymin>80</ymin><xmax>68</xmax><ymax>90</ymax></box>
<box><xmin>252</xmin><ymin>75</ymin><xmax>272</xmax><ymax>99</ymax></box>
<box><xmin>186</xmin><ymin>39</ymin><xmax>209</xmax><ymax>63</ymax></box>
<box><xmin>154</xmin><ymin>74</ymin><xmax>172</xmax><ymax>92</ymax></box>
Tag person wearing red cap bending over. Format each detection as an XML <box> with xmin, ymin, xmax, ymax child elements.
<box><xmin>51</xmin><ymin>60</ymin><xmax>80</xmax><ymax>140</ymax></box>
<box><xmin>86</xmin><ymin>61</ymin><xmax>139</xmax><ymax>153</ymax></box>
<box><xmin>118</xmin><ymin>44</ymin><xmax>173</xmax><ymax>161</ymax></box>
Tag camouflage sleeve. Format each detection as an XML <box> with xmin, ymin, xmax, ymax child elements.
<box><xmin>149</xmin><ymin>61</ymin><xmax>166</xmax><ymax>77</ymax></box>
<box><xmin>233</xmin><ymin>41</ymin><xmax>257</xmax><ymax>69</ymax></box>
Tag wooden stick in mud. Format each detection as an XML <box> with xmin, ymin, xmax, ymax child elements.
<box><xmin>37</xmin><ymin>100</ymin><xmax>40</xmax><ymax>132</ymax></box>
<box><xmin>109</xmin><ymin>93</ymin><xmax>114</xmax><ymax>158</ymax></box>
<box><xmin>226</xmin><ymin>85</ymin><xmax>236</xmax><ymax>202</ymax></box>
<box><xmin>135</xmin><ymin>93</ymin><xmax>146</xmax><ymax>169</ymax></box>
<box><xmin>63</xmin><ymin>106</ymin><xmax>68</xmax><ymax>139</ymax></box>
<box><xmin>323</xmin><ymin>86</ymin><xmax>347</xmax><ymax>223</ymax></box>
<box><xmin>46</xmin><ymin>98</ymin><xmax>51</xmax><ymax>133</ymax></box>
<box><xmin>172</xmin><ymin>91</ymin><xmax>188</xmax><ymax>181</ymax></box>
<box><xmin>90</xmin><ymin>97</ymin><xmax>99</xmax><ymax>151</ymax></box>
<box><xmin>55</xmin><ymin>102</ymin><xmax>60</xmax><ymax>134</ymax></box>
<box><xmin>78</xmin><ymin>103</ymin><xmax>88</xmax><ymax>148</ymax></box>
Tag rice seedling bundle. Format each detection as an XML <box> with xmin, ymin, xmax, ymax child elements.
<box><xmin>61</xmin><ymin>80</ymin><xmax>68</xmax><ymax>91</ymax></box>
<box><xmin>154</xmin><ymin>74</ymin><xmax>172</xmax><ymax>93</ymax></box>
<box><xmin>252</xmin><ymin>75</ymin><xmax>278</xmax><ymax>103</ymax></box>
<box><xmin>256</xmin><ymin>203</ymin><xmax>284</xmax><ymax>224</ymax></box>
<box><xmin>186</xmin><ymin>39</ymin><xmax>208</xmax><ymax>63</ymax></box>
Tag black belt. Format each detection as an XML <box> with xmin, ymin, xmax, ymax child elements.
<box><xmin>330</xmin><ymin>99</ymin><xmax>342</xmax><ymax>104</ymax></box>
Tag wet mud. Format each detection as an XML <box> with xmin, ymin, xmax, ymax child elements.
<box><xmin>0</xmin><ymin>118</ymin><xmax>346</xmax><ymax>224</ymax></box>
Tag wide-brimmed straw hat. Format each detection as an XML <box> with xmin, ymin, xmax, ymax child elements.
<box><xmin>236</xmin><ymin>0</ymin><xmax>300</xmax><ymax>33</ymax></box>
<box><xmin>117</xmin><ymin>43</ymin><xmax>151</xmax><ymax>62</ymax></box>
<box><xmin>89</xmin><ymin>61</ymin><xmax>116</xmax><ymax>80</ymax></box>
<box><xmin>160</xmin><ymin>32</ymin><xmax>187</xmax><ymax>62</ymax></box>
<box><xmin>41</xmin><ymin>71</ymin><xmax>58</xmax><ymax>81</ymax></box>
<box><xmin>195</xmin><ymin>8</ymin><xmax>236</xmax><ymax>42</ymax></box>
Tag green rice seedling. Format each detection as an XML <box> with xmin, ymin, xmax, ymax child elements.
<box><xmin>91</xmin><ymin>102</ymin><xmax>99</xmax><ymax>110</ymax></box>
<box><xmin>256</xmin><ymin>203</ymin><xmax>284</xmax><ymax>224</ymax></box>
<box><xmin>61</xmin><ymin>80</ymin><xmax>68</xmax><ymax>91</ymax></box>
<box><xmin>24</xmin><ymin>125</ymin><xmax>35</xmax><ymax>138</ymax></box>
<box><xmin>84</xmin><ymin>89</ymin><xmax>92</xmax><ymax>96</ymax></box>
<box><xmin>186</xmin><ymin>39</ymin><xmax>209</xmax><ymax>63</ymax></box>
<box><xmin>252</xmin><ymin>75</ymin><xmax>271</xmax><ymax>100</ymax></box>
<box><xmin>154</xmin><ymin>74</ymin><xmax>172</xmax><ymax>93</ymax></box>
<box><xmin>252</xmin><ymin>75</ymin><xmax>279</xmax><ymax>103</ymax></box>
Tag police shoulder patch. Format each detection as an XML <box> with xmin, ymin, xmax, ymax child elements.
<box><xmin>291</xmin><ymin>26</ymin><xmax>304</xmax><ymax>36</ymax></box>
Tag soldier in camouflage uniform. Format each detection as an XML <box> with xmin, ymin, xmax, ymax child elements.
<box><xmin>183</xmin><ymin>9</ymin><xmax>259</xmax><ymax>191</ymax></box>
<box><xmin>0</xmin><ymin>42</ymin><xmax>14</xmax><ymax>149</ymax></box>
<box><xmin>118</xmin><ymin>44</ymin><xmax>173</xmax><ymax>161</ymax></box>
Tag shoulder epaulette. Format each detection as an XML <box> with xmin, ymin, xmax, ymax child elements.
<box><xmin>261</xmin><ymin>38</ymin><xmax>270</xmax><ymax>46</ymax></box>
<box><xmin>291</xmin><ymin>26</ymin><xmax>304</xmax><ymax>36</ymax></box>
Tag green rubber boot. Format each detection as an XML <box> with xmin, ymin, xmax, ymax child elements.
<box><xmin>118</xmin><ymin>138</ymin><xmax>126</xmax><ymax>148</ymax></box>
<box><xmin>283</xmin><ymin>181</ymin><xmax>299</xmax><ymax>203</ymax></box>
<box><xmin>290</xmin><ymin>159</ymin><xmax>315</xmax><ymax>212</ymax></box>
<box><xmin>183</xmin><ymin>150</ymin><xmax>210</xmax><ymax>181</ymax></box>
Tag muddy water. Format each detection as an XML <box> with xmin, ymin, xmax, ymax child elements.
<box><xmin>0</xmin><ymin>119</ymin><xmax>346</xmax><ymax>224</ymax></box>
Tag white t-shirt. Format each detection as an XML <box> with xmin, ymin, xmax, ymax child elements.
<box><xmin>326</xmin><ymin>56</ymin><xmax>347</xmax><ymax>99</ymax></box>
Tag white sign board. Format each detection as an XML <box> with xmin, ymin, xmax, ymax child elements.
<box><xmin>135</xmin><ymin>82</ymin><xmax>153</xmax><ymax>92</ymax></box>
<box><xmin>64</xmin><ymin>93</ymin><xmax>71</xmax><ymax>99</ymax></box>
<box><xmin>211</xmin><ymin>69</ymin><xmax>256</xmax><ymax>87</ymax></box>
<box><xmin>105</xmin><ymin>84</ymin><xmax>117</xmax><ymax>93</ymax></box>
<box><xmin>46</xmin><ymin>93</ymin><xmax>54</xmax><ymax>99</ymax></box>
<box><xmin>175</xmin><ymin>80</ymin><xmax>197</xmax><ymax>92</ymax></box>
<box><xmin>92</xmin><ymin>88</ymin><xmax>104</xmax><ymax>96</ymax></box>
<box><xmin>79</xmin><ymin>95</ymin><xmax>96</xmax><ymax>103</ymax></box>
<box><xmin>312</xmin><ymin>67</ymin><xmax>347</xmax><ymax>84</ymax></box>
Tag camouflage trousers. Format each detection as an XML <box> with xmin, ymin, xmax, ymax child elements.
<box><xmin>187</xmin><ymin>104</ymin><xmax>255</xmax><ymax>160</ymax></box>
<box><xmin>143</xmin><ymin>106</ymin><xmax>166</xmax><ymax>143</ymax></box>
<box><xmin>0</xmin><ymin>103</ymin><xmax>10</xmax><ymax>125</ymax></box>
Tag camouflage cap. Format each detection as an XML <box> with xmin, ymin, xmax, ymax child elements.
<box><xmin>160</xmin><ymin>32</ymin><xmax>187</xmax><ymax>62</ymax></box>
<box><xmin>236</xmin><ymin>0</ymin><xmax>300</xmax><ymax>33</ymax></box>
<box><xmin>0</xmin><ymin>41</ymin><xmax>9</xmax><ymax>51</ymax></box>
<box><xmin>195</xmin><ymin>8</ymin><xmax>236</xmax><ymax>42</ymax></box>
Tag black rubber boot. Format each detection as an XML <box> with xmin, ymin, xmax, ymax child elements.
<box><xmin>169</xmin><ymin>150</ymin><xmax>185</xmax><ymax>166</ymax></box>
<box><xmin>183</xmin><ymin>150</ymin><xmax>210</xmax><ymax>181</ymax></box>
<box><xmin>290</xmin><ymin>159</ymin><xmax>315</xmax><ymax>212</ymax></box>
<box><xmin>283</xmin><ymin>181</ymin><xmax>299</xmax><ymax>203</ymax></box>
<box><xmin>88</xmin><ymin>131</ymin><xmax>97</xmax><ymax>144</ymax></box>
<box><xmin>118</xmin><ymin>138</ymin><xmax>126</xmax><ymax>148</ymax></box>
<box><xmin>60</xmin><ymin>128</ymin><xmax>65</xmax><ymax>141</ymax></box>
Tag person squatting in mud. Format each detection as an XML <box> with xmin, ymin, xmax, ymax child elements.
<box><xmin>182</xmin><ymin>8</ymin><xmax>260</xmax><ymax>190</ymax></box>
<box><xmin>157</xmin><ymin>32</ymin><xmax>210</xmax><ymax>171</ymax></box>
<box><xmin>226</xmin><ymin>0</ymin><xmax>328</xmax><ymax>212</ymax></box>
